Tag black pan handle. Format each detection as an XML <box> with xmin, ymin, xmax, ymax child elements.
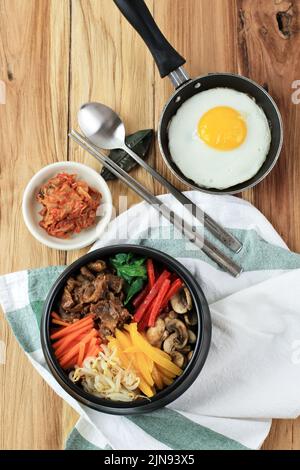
<box><xmin>113</xmin><ymin>0</ymin><xmax>186</xmax><ymax>78</ymax></box>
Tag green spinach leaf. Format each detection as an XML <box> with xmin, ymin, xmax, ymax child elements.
<box><xmin>124</xmin><ymin>278</ymin><xmax>144</xmax><ymax>305</ymax></box>
<box><xmin>109</xmin><ymin>253</ymin><xmax>148</xmax><ymax>305</ymax></box>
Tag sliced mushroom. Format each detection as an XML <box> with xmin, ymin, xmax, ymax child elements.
<box><xmin>146</xmin><ymin>318</ymin><xmax>166</xmax><ymax>348</ymax></box>
<box><xmin>170</xmin><ymin>287</ymin><xmax>192</xmax><ymax>314</ymax></box>
<box><xmin>163</xmin><ymin>318</ymin><xmax>188</xmax><ymax>352</ymax></box>
<box><xmin>163</xmin><ymin>332</ymin><xmax>178</xmax><ymax>354</ymax></box>
<box><xmin>171</xmin><ymin>351</ymin><xmax>187</xmax><ymax>368</ymax></box>
<box><xmin>167</xmin><ymin>310</ymin><xmax>178</xmax><ymax>320</ymax></box>
<box><xmin>180</xmin><ymin>345</ymin><xmax>191</xmax><ymax>354</ymax></box>
<box><xmin>184</xmin><ymin>310</ymin><xmax>197</xmax><ymax>326</ymax></box>
<box><xmin>187</xmin><ymin>350</ymin><xmax>193</xmax><ymax>361</ymax></box>
<box><xmin>161</xmin><ymin>330</ymin><xmax>169</xmax><ymax>342</ymax></box>
<box><xmin>188</xmin><ymin>329</ymin><xmax>197</xmax><ymax>344</ymax></box>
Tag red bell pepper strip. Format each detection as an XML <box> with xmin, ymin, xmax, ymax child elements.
<box><xmin>132</xmin><ymin>283</ymin><xmax>150</xmax><ymax>308</ymax></box>
<box><xmin>138</xmin><ymin>308</ymin><xmax>152</xmax><ymax>331</ymax></box>
<box><xmin>147</xmin><ymin>259</ymin><xmax>155</xmax><ymax>288</ymax></box>
<box><xmin>133</xmin><ymin>270</ymin><xmax>170</xmax><ymax>322</ymax></box>
<box><xmin>160</xmin><ymin>278</ymin><xmax>183</xmax><ymax>311</ymax></box>
<box><xmin>148</xmin><ymin>279</ymin><xmax>171</xmax><ymax>327</ymax></box>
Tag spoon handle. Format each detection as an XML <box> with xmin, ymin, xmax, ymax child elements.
<box><xmin>70</xmin><ymin>131</ymin><xmax>242</xmax><ymax>277</ymax></box>
<box><xmin>123</xmin><ymin>144</ymin><xmax>242</xmax><ymax>253</ymax></box>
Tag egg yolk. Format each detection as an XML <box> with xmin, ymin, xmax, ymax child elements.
<box><xmin>197</xmin><ymin>106</ymin><xmax>247</xmax><ymax>151</ymax></box>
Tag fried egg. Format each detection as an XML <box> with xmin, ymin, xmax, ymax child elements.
<box><xmin>168</xmin><ymin>88</ymin><xmax>271</xmax><ymax>189</ymax></box>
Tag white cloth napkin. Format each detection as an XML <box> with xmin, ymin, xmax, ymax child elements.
<box><xmin>91</xmin><ymin>191</ymin><xmax>300</xmax><ymax>449</ymax></box>
<box><xmin>1</xmin><ymin>191</ymin><xmax>300</xmax><ymax>450</ymax></box>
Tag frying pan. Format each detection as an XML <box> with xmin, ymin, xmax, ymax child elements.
<box><xmin>113</xmin><ymin>0</ymin><xmax>283</xmax><ymax>195</ymax></box>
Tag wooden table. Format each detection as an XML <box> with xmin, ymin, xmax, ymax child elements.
<box><xmin>1</xmin><ymin>0</ymin><xmax>299</xmax><ymax>450</ymax></box>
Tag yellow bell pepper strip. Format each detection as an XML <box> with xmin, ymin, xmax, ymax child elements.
<box><xmin>109</xmin><ymin>338</ymin><xmax>153</xmax><ymax>398</ymax></box>
<box><xmin>135</xmin><ymin>351</ymin><xmax>154</xmax><ymax>386</ymax></box>
<box><xmin>110</xmin><ymin>334</ymin><xmax>154</xmax><ymax>389</ymax></box>
<box><xmin>138</xmin><ymin>378</ymin><xmax>154</xmax><ymax>398</ymax></box>
<box><xmin>144</xmin><ymin>354</ymin><xmax>154</xmax><ymax>373</ymax></box>
<box><xmin>123</xmin><ymin>346</ymin><xmax>140</xmax><ymax>354</ymax></box>
<box><xmin>124</xmin><ymin>323</ymin><xmax>182</xmax><ymax>376</ymax></box>
<box><xmin>108</xmin><ymin>339</ymin><xmax>132</xmax><ymax>370</ymax></box>
<box><xmin>152</xmin><ymin>365</ymin><xmax>164</xmax><ymax>390</ymax></box>
<box><xmin>115</xmin><ymin>328</ymin><xmax>132</xmax><ymax>349</ymax></box>
<box><xmin>123</xmin><ymin>346</ymin><xmax>154</xmax><ymax>376</ymax></box>
<box><xmin>154</xmin><ymin>348</ymin><xmax>171</xmax><ymax>360</ymax></box>
<box><xmin>161</xmin><ymin>375</ymin><xmax>173</xmax><ymax>386</ymax></box>
<box><xmin>156</xmin><ymin>364</ymin><xmax>176</xmax><ymax>379</ymax></box>
<box><xmin>140</xmin><ymin>332</ymin><xmax>170</xmax><ymax>360</ymax></box>
<box><xmin>124</xmin><ymin>350</ymin><xmax>153</xmax><ymax>387</ymax></box>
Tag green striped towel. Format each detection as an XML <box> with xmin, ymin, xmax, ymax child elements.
<box><xmin>1</xmin><ymin>191</ymin><xmax>300</xmax><ymax>450</ymax></box>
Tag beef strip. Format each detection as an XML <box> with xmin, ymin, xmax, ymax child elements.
<box><xmin>82</xmin><ymin>275</ymin><xmax>108</xmax><ymax>303</ymax></box>
<box><xmin>61</xmin><ymin>287</ymin><xmax>74</xmax><ymax>310</ymax></box>
<box><xmin>105</xmin><ymin>274</ymin><xmax>124</xmax><ymax>293</ymax></box>
<box><xmin>57</xmin><ymin>262</ymin><xmax>130</xmax><ymax>333</ymax></box>
<box><xmin>90</xmin><ymin>298</ymin><xmax>131</xmax><ymax>337</ymax></box>
<box><xmin>66</xmin><ymin>277</ymin><xmax>81</xmax><ymax>291</ymax></box>
<box><xmin>76</xmin><ymin>274</ymin><xmax>90</xmax><ymax>284</ymax></box>
<box><xmin>80</xmin><ymin>266</ymin><xmax>95</xmax><ymax>280</ymax></box>
<box><xmin>87</xmin><ymin>260</ymin><xmax>107</xmax><ymax>273</ymax></box>
<box><xmin>59</xmin><ymin>304</ymin><xmax>81</xmax><ymax>321</ymax></box>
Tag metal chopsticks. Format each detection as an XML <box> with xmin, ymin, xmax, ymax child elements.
<box><xmin>69</xmin><ymin>130</ymin><xmax>243</xmax><ymax>277</ymax></box>
<box><xmin>123</xmin><ymin>144</ymin><xmax>242</xmax><ymax>253</ymax></box>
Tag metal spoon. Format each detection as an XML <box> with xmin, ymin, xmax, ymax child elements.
<box><xmin>70</xmin><ymin>130</ymin><xmax>242</xmax><ymax>277</ymax></box>
<box><xmin>78</xmin><ymin>102</ymin><xmax>242</xmax><ymax>253</ymax></box>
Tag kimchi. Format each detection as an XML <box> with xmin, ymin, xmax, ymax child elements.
<box><xmin>37</xmin><ymin>173</ymin><xmax>102</xmax><ymax>238</ymax></box>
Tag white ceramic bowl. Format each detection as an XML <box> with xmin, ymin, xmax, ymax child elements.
<box><xmin>22</xmin><ymin>161</ymin><xmax>113</xmax><ymax>251</ymax></box>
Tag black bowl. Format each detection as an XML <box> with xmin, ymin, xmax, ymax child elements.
<box><xmin>41</xmin><ymin>245</ymin><xmax>211</xmax><ymax>415</ymax></box>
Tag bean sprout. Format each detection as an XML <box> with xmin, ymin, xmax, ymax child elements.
<box><xmin>69</xmin><ymin>345</ymin><xmax>140</xmax><ymax>401</ymax></box>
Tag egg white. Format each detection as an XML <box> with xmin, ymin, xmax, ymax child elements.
<box><xmin>168</xmin><ymin>88</ymin><xmax>271</xmax><ymax>189</ymax></box>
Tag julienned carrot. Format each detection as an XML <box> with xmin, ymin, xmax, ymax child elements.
<box><xmin>52</xmin><ymin>323</ymin><xmax>94</xmax><ymax>350</ymax></box>
<box><xmin>53</xmin><ymin>333</ymin><xmax>93</xmax><ymax>360</ymax></box>
<box><xmin>133</xmin><ymin>270</ymin><xmax>170</xmax><ymax>322</ymax></box>
<box><xmin>77</xmin><ymin>342</ymin><xmax>85</xmax><ymax>366</ymax></box>
<box><xmin>55</xmin><ymin>333</ymin><xmax>91</xmax><ymax>358</ymax></box>
<box><xmin>50</xmin><ymin>315</ymin><xmax>94</xmax><ymax>340</ymax></box>
<box><xmin>51</xmin><ymin>312</ymin><xmax>61</xmax><ymax>320</ymax></box>
<box><xmin>52</xmin><ymin>319</ymin><xmax>70</xmax><ymax>327</ymax></box>
<box><xmin>82</xmin><ymin>338</ymin><xmax>98</xmax><ymax>360</ymax></box>
<box><xmin>61</xmin><ymin>341</ymin><xmax>100</xmax><ymax>369</ymax></box>
<box><xmin>53</xmin><ymin>333</ymin><xmax>86</xmax><ymax>352</ymax></box>
<box><xmin>148</xmin><ymin>279</ymin><xmax>171</xmax><ymax>327</ymax></box>
<box><xmin>147</xmin><ymin>259</ymin><xmax>155</xmax><ymax>288</ymax></box>
<box><xmin>132</xmin><ymin>283</ymin><xmax>150</xmax><ymax>308</ymax></box>
<box><xmin>88</xmin><ymin>345</ymin><xmax>101</xmax><ymax>359</ymax></box>
<box><xmin>59</xmin><ymin>349</ymin><xmax>79</xmax><ymax>369</ymax></box>
<box><xmin>55</xmin><ymin>332</ymin><xmax>101</xmax><ymax>360</ymax></box>
<box><xmin>56</xmin><ymin>341</ymin><xmax>81</xmax><ymax>359</ymax></box>
<box><xmin>61</xmin><ymin>357</ymin><xmax>78</xmax><ymax>370</ymax></box>
<box><xmin>59</xmin><ymin>329</ymin><xmax>98</xmax><ymax>367</ymax></box>
<box><xmin>51</xmin><ymin>319</ymin><xmax>93</xmax><ymax>341</ymax></box>
<box><xmin>160</xmin><ymin>278</ymin><xmax>183</xmax><ymax>310</ymax></box>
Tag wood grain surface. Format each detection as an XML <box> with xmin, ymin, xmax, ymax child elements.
<box><xmin>0</xmin><ymin>0</ymin><xmax>300</xmax><ymax>450</ymax></box>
